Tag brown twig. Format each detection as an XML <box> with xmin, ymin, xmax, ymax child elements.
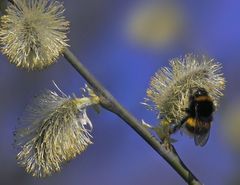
<box><xmin>5</xmin><ymin>0</ymin><xmax>203</xmax><ymax>183</ymax></box>
<box><xmin>63</xmin><ymin>48</ymin><xmax>203</xmax><ymax>185</ymax></box>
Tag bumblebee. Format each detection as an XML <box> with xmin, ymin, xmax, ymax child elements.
<box><xmin>181</xmin><ymin>88</ymin><xmax>215</xmax><ymax>146</ymax></box>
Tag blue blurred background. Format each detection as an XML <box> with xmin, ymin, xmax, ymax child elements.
<box><xmin>0</xmin><ymin>0</ymin><xmax>240</xmax><ymax>184</ymax></box>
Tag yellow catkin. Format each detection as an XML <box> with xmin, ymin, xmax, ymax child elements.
<box><xmin>15</xmin><ymin>87</ymin><xmax>97</xmax><ymax>177</ymax></box>
<box><xmin>146</xmin><ymin>54</ymin><xmax>225</xmax><ymax>126</ymax></box>
<box><xmin>0</xmin><ymin>0</ymin><xmax>69</xmax><ymax>70</ymax></box>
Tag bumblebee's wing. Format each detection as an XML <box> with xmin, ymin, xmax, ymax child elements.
<box><xmin>194</xmin><ymin>129</ymin><xmax>210</xmax><ymax>146</ymax></box>
<box><xmin>194</xmin><ymin>120</ymin><xmax>211</xmax><ymax>147</ymax></box>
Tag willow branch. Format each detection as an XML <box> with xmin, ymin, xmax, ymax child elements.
<box><xmin>4</xmin><ymin>0</ymin><xmax>201</xmax><ymax>183</ymax></box>
<box><xmin>63</xmin><ymin>48</ymin><xmax>202</xmax><ymax>185</ymax></box>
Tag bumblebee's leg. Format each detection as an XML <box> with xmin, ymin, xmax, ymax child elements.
<box><xmin>181</xmin><ymin>108</ymin><xmax>191</xmax><ymax>113</ymax></box>
<box><xmin>169</xmin><ymin>116</ymin><xmax>188</xmax><ymax>134</ymax></box>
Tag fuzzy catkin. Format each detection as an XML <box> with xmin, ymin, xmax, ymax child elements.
<box><xmin>0</xmin><ymin>0</ymin><xmax>69</xmax><ymax>70</ymax></box>
<box><xmin>146</xmin><ymin>54</ymin><xmax>225</xmax><ymax>126</ymax></box>
<box><xmin>15</xmin><ymin>90</ymin><xmax>93</xmax><ymax>177</ymax></box>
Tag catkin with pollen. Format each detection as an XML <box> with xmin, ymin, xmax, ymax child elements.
<box><xmin>146</xmin><ymin>54</ymin><xmax>225</xmax><ymax>127</ymax></box>
<box><xmin>0</xmin><ymin>0</ymin><xmax>69</xmax><ymax>70</ymax></box>
<box><xmin>15</xmin><ymin>89</ymin><xmax>95</xmax><ymax>177</ymax></box>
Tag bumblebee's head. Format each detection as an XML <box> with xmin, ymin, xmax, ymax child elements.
<box><xmin>189</xmin><ymin>87</ymin><xmax>215</xmax><ymax>118</ymax></box>
<box><xmin>192</xmin><ymin>88</ymin><xmax>208</xmax><ymax>98</ymax></box>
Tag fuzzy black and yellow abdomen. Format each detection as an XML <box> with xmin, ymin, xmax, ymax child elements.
<box><xmin>185</xmin><ymin>117</ymin><xmax>211</xmax><ymax>135</ymax></box>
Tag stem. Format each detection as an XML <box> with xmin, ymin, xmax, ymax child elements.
<box><xmin>63</xmin><ymin>48</ymin><xmax>202</xmax><ymax>185</ymax></box>
<box><xmin>5</xmin><ymin>0</ymin><xmax>202</xmax><ymax>184</ymax></box>
<box><xmin>75</xmin><ymin>96</ymin><xmax>100</xmax><ymax>109</ymax></box>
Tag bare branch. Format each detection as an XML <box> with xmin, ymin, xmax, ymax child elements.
<box><xmin>63</xmin><ymin>48</ymin><xmax>202</xmax><ymax>185</ymax></box>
